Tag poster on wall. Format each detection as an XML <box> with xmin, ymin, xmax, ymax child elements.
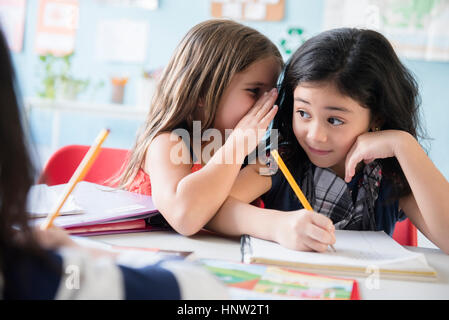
<box><xmin>323</xmin><ymin>0</ymin><xmax>449</xmax><ymax>62</ymax></box>
<box><xmin>94</xmin><ymin>0</ymin><xmax>158</xmax><ymax>10</ymax></box>
<box><xmin>211</xmin><ymin>0</ymin><xmax>284</xmax><ymax>21</ymax></box>
<box><xmin>95</xmin><ymin>18</ymin><xmax>148</xmax><ymax>63</ymax></box>
<box><xmin>0</xmin><ymin>0</ymin><xmax>27</xmax><ymax>52</ymax></box>
<box><xmin>35</xmin><ymin>0</ymin><xmax>79</xmax><ymax>56</ymax></box>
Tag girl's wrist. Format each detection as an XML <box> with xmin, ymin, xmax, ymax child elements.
<box><xmin>391</xmin><ymin>130</ymin><xmax>417</xmax><ymax>158</ymax></box>
<box><xmin>242</xmin><ymin>208</ymin><xmax>284</xmax><ymax>243</ymax></box>
<box><xmin>265</xmin><ymin>211</ymin><xmax>288</xmax><ymax>243</ymax></box>
<box><xmin>223</xmin><ymin>132</ymin><xmax>248</xmax><ymax>165</ymax></box>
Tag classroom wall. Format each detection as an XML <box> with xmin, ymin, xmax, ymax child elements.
<box><xmin>11</xmin><ymin>0</ymin><xmax>449</xmax><ymax>180</ymax></box>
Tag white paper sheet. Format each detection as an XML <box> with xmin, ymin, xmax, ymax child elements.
<box><xmin>27</xmin><ymin>184</ymin><xmax>84</xmax><ymax>217</ymax></box>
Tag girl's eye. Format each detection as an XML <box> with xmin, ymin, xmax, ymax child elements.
<box><xmin>328</xmin><ymin>117</ymin><xmax>344</xmax><ymax>126</ymax></box>
<box><xmin>297</xmin><ymin>110</ymin><xmax>311</xmax><ymax>119</ymax></box>
<box><xmin>246</xmin><ymin>88</ymin><xmax>260</xmax><ymax>96</ymax></box>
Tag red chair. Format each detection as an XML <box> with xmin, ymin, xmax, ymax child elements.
<box><xmin>392</xmin><ymin>218</ymin><xmax>417</xmax><ymax>247</ymax></box>
<box><xmin>38</xmin><ymin>145</ymin><xmax>129</xmax><ymax>187</ymax></box>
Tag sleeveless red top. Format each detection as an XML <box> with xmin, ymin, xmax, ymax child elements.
<box><xmin>127</xmin><ymin>164</ymin><xmax>203</xmax><ymax>196</ymax></box>
<box><xmin>127</xmin><ymin>126</ymin><xmax>203</xmax><ymax>196</ymax></box>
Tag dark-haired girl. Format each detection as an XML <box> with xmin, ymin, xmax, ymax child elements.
<box><xmin>206</xmin><ymin>28</ymin><xmax>449</xmax><ymax>254</ymax></box>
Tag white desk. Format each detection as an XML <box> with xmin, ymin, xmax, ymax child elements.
<box><xmin>89</xmin><ymin>230</ymin><xmax>449</xmax><ymax>300</ymax></box>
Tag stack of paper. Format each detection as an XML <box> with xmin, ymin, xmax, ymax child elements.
<box><xmin>28</xmin><ymin>181</ymin><xmax>167</xmax><ymax>236</ymax></box>
<box><xmin>27</xmin><ymin>184</ymin><xmax>83</xmax><ymax>218</ymax></box>
<box><xmin>241</xmin><ymin>230</ymin><xmax>437</xmax><ymax>281</ymax></box>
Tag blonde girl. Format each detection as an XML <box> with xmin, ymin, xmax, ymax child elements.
<box><xmin>120</xmin><ymin>19</ymin><xmax>283</xmax><ymax>235</ymax></box>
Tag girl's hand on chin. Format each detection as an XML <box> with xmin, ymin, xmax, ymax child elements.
<box><xmin>344</xmin><ymin>130</ymin><xmax>406</xmax><ymax>183</ymax></box>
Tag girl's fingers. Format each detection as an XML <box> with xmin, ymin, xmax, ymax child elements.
<box><xmin>344</xmin><ymin>145</ymin><xmax>361</xmax><ymax>183</ymax></box>
<box><xmin>346</xmin><ymin>153</ymin><xmax>365</xmax><ymax>182</ymax></box>
<box><xmin>247</xmin><ymin>88</ymin><xmax>275</xmax><ymax>118</ymax></box>
<box><xmin>251</xmin><ymin>90</ymin><xmax>272</xmax><ymax>112</ymax></box>
<box><xmin>242</xmin><ymin>93</ymin><xmax>267</xmax><ymax>119</ymax></box>
<box><xmin>311</xmin><ymin>211</ymin><xmax>335</xmax><ymax>232</ymax></box>
<box><xmin>235</xmin><ymin>88</ymin><xmax>277</xmax><ymax>134</ymax></box>
<box><xmin>255</xmin><ymin>89</ymin><xmax>278</xmax><ymax>119</ymax></box>
<box><xmin>306</xmin><ymin>223</ymin><xmax>335</xmax><ymax>245</ymax></box>
<box><xmin>260</xmin><ymin>105</ymin><xmax>278</xmax><ymax>127</ymax></box>
<box><xmin>303</xmin><ymin>236</ymin><xmax>329</xmax><ymax>253</ymax></box>
<box><xmin>239</xmin><ymin>88</ymin><xmax>277</xmax><ymax>127</ymax></box>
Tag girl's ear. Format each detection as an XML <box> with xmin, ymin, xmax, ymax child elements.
<box><xmin>369</xmin><ymin>115</ymin><xmax>384</xmax><ymax>132</ymax></box>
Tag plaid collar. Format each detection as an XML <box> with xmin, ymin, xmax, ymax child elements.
<box><xmin>301</xmin><ymin>161</ymin><xmax>382</xmax><ymax>230</ymax></box>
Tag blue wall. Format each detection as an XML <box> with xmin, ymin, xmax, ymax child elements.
<box><xmin>11</xmin><ymin>0</ymin><xmax>449</xmax><ymax>178</ymax></box>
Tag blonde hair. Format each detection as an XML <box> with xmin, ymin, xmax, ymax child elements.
<box><xmin>119</xmin><ymin>19</ymin><xmax>283</xmax><ymax>187</ymax></box>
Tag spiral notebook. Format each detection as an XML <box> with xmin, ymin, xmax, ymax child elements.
<box><xmin>241</xmin><ymin>230</ymin><xmax>437</xmax><ymax>281</ymax></box>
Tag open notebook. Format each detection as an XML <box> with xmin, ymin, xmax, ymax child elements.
<box><xmin>241</xmin><ymin>230</ymin><xmax>437</xmax><ymax>282</ymax></box>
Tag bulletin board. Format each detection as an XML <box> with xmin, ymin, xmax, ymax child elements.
<box><xmin>211</xmin><ymin>0</ymin><xmax>285</xmax><ymax>21</ymax></box>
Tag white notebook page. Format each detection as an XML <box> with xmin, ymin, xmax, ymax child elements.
<box><xmin>249</xmin><ymin>230</ymin><xmax>431</xmax><ymax>271</ymax></box>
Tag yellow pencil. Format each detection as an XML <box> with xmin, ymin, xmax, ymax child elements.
<box><xmin>270</xmin><ymin>149</ymin><xmax>336</xmax><ymax>252</ymax></box>
<box><xmin>40</xmin><ymin>128</ymin><xmax>110</xmax><ymax>230</ymax></box>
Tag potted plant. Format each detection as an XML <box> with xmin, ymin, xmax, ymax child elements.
<box><xmin>37</xmin><ymin>53</ymin><xmax>98</xmax><ymax>100</ymax></box>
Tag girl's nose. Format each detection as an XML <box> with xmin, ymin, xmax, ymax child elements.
<box><xmin>307</xmin><ymin>121</ymin><xmax>327</xmax><ymax>143</ymax></box>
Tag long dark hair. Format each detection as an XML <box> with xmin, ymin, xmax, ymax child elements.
<box><xmin>273</xmin><ymin>28</ymin><xmax>423</xmax><ymax>199</ymax></box>
<box><xmin>0</xmin><ymin>29</ymin><xmax>43</xmax><ymax>268</ymax></box>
